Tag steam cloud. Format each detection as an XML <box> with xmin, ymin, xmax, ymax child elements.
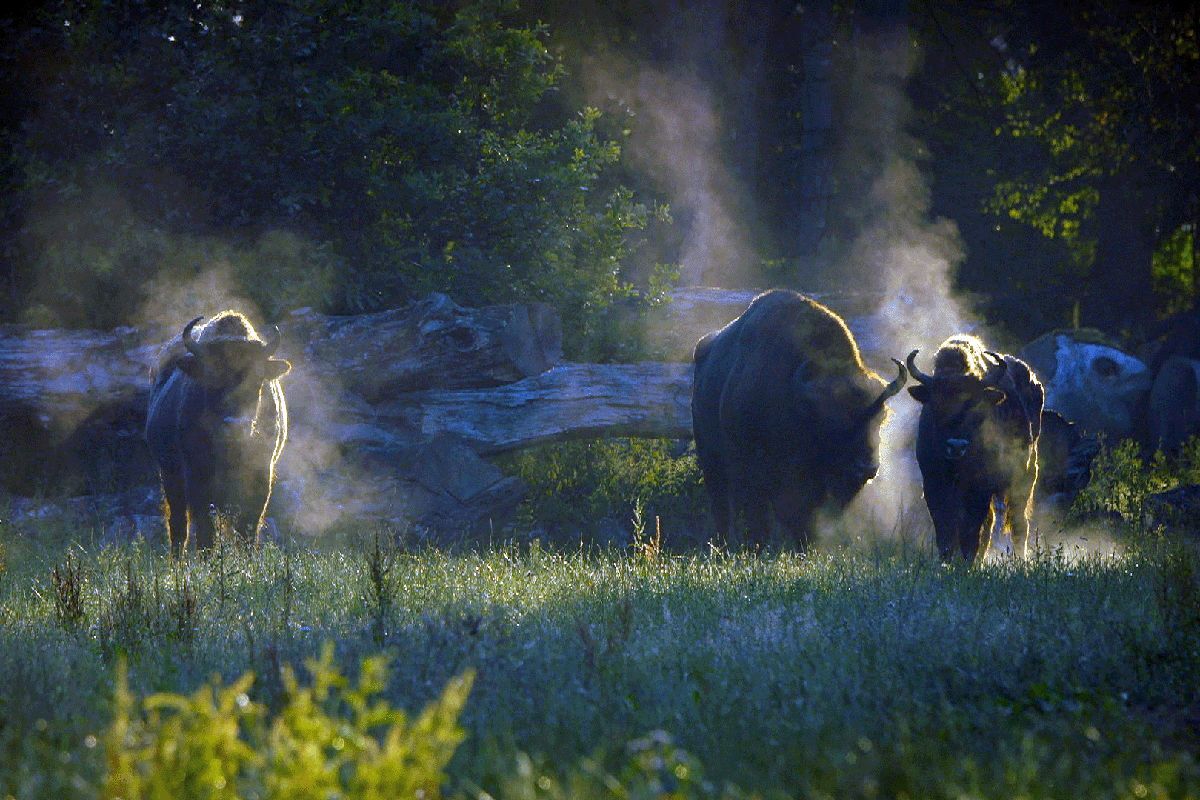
<box><xmin>834</xmin><ymin>26</ymin><xmax>977</xmax><ymax>540</ymax></box>
<box><xmin>579</xmin><ymin>56</ymin><xmax>757</xmax><ymax>287</ymax></box>
<box><xmin>576</xmin><ymin>12</ymin><xmax>988</xmax><ymax>543</ymax></box>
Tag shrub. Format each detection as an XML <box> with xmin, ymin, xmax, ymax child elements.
<box><xmin>50</xmin><ymin>550</ymin><xmax>87</xmax><ymax>629</ymax></box>
<box><xmin>504</xmin><ymin>438</ymin><xmax>707</xmax><ymax>544</ymax></box>
<box><xmin>1072</xmin><ymin>436</ymin><xmax>1200</xmax><ymax>527</ymax></box>
<box><xmin>102</xmin><ymin>643</ymin><xmax>474</xmax><ymax>800</ymax></box>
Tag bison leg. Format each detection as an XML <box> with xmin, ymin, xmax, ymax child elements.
<box><xmin>959</xmin><ymin>491</ymin><xmax>993</xmax><ymax>564</ymax></box>
<box><xmin>730</xmin><ymin>469</ymin><xmax>771</xmax><ymax>548</ymax></box>
<box><xmin>190</xmin><ymin>504</ymin><xmax>217</xmax><ymax>551</ymax></box>
<box><xmin>233</xmin><ymin>472</ymin><xmax>271</xmax><ymax>546</ymax></box>
<box><xmin>185</xmin><ymin>467</ymin><xmax>218</xmax><ymax>551</ymax></box>
<box><xmin>161</xmin><ymin>473</ymin><xmax>188</xmax><ymax>557</ymax></box>
<box><xmin>1009</xmin><ymin>497</ymin><xmax>1032</xmax><ymax>558</ymax></box>
<box><xmin>924</xmin><ymin>489</ymin><xmax>962</xmax><ymax>563</ymax></box>
<box><xmin>697</xmin><ymin>455</ymin><xmax>733</xmax><ymax>546</ymax></box>
<box><xmin>742</xmin><ymin>498</ymin><xmax>771</xmax><ymax>548</ymax></box>
<box><xmin>1009</xmin><ymin>458</ymin><xmax>1038</xmax><ymax>559</ymax></box>
<box><xmin>232</xmin><ymin>512</ymin><xmax>262</xmax><ymax>546</ymax></box>
<box><xmin>988</xmin><ymin>497</ymin><xmax>1008</xmax><ymax>554</ymax></box>
<box><xmin>775</xmin><ymin>509</ymin><xmax>815</xmax><ymax>551</ymax></box>
<box><xmin>772</xmin><ymin>482</ymin><xmax>820</xmax><ymax>551</ymax></box>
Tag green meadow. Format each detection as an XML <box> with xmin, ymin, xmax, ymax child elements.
<box><xmin>1</xmin><ymin>520</ymin><xmax>1197</xmax><ymax>799</ymax></box>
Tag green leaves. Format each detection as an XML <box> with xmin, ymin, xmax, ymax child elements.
<box><xmin>4</xmin><ymin>1</ymin><xmax>645</xmax><ymax>343</ymax></box>
<box><xmin>103</xmin><ymin>661</ymin><xmax>259</xmax><ymax>800</ymax></box>
<box><xmin>102</xmin><ymin>643</ymin><xmax>474</xmax><ymax>800</ymax></box>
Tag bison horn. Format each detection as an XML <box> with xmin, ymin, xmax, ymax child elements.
<box><xmin>884</xmin><ymin>357</ymin><xmax>908</xmax><ymax>398</ymax></box>
<box><xmin>261</xmin><ymin>324</ymin><xmax>281</xmax><ymax>356</ymax></box>
<box><xmin>983</xmin><ymin>350</ymin><xmax>1007</xmax><ymax>382</ymax></box>
<box><xmin>182</xmin><ymin>316</ymin><xmax>204</xmax><ymax>356</ymax></box>
<box><xmin>906</xmin><ymin>349</ymin><xmax>934</xmax><ymax>384</ymax></box>
<box><xmin>861</xmin><ymin>358</ymin><xmax>909</xmax><ymax>423</ymax></box>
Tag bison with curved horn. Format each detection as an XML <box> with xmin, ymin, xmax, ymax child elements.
<box><xmin>145</xmin><ymin>311</ymin><xmax>291</xmax><ymax>554</ymax></box>
<box><xmin>692</xmin><ymin>289</ymin><xmax>907</xmax><ymax>548</ymax></box>
<box><xmin>906</xmin><ymin>335</ymin><xmax>1044</xmax><ymax>563</ymax></box>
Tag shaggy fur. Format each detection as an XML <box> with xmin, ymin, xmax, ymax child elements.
<box><xmin>908</xmin><ymin>335</ymin><xmax>1044</xmax><ymax>562</ymax></box>
<box><xmin>145</xmin><ymin>311</ymin><xmax>290</xmax><ymax>554</ymax></box>
<box><xmin>692</xmin><ymin>290</ymin><xmax>907</xmax><ymax>548</ymax></box>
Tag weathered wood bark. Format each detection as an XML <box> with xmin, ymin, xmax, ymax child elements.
<box><xmin>290</xmin><ymin>292</ymin><xmax>562</xmax><ymax>400</ymax></box>
<box><xmin>0</xmin><ymin>292</ymin><xmax>562</xmax><ymax>500</ymax></box>
<box><xmin>0</xmin><ymin>324</ymin><xmax>159</xmax><ymax>432</ymax></box>
<box><xmin>0</xmin><ymin>293</ymin><xmax>561</xmax><ymax>427</ymax></box>
<box><xmin>373</xmin><ymin>363</ymin><xmax>694</xmax><ymax>455</ymax></box>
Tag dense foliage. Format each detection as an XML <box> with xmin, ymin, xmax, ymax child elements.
<box><xmin>1073</xmin><ymin>435</ymin><xmax>1200</xmax><ymax>526</ymax></box>
<box><xmin>0</xmin><ymin>0</ymin><xmax>649</xmax><ymax>350</ymax></box>
<box><xmin>913</xmin><ymin>2</ymin><xmax>1200</xmax><ymax>336</ymax></box>
<box><xmin>1</xmin><ymin>1</ymin><xmax>1195</xmax><ymax>343</ymax></box>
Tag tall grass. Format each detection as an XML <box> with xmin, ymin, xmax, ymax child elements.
<box><xmin>0</xmin><ymin>516</ymin><xmax>1197</xmax><ymax>798</ymax></box>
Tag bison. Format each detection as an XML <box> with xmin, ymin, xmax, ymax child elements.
<box><xmin>145</xmin><ymin>311</ymin><xmax>291</xmax><ymax>554</ymax></box>
<box><xmin>1145</xmin><ymin>356</ymin><xmax>1200</xmax><ymax>454</ymax></box>
<box><xmin>907</xmin><ymin>336</ymin><xmax>1044</xmax><ymax>562</ymax></box>
<box><xmin>692</xmin><ymin>289</ymin><xmax>907</xmax><ymax>548</ymax></box>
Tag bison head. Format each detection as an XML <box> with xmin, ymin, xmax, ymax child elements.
<box><xmin>177</xmin><ymin>315</ymin><xmax>291</xmax><ymax>431</ymax></box>
<box><xmin>806</xmin><ymin>358</ymin><xmax>908</xmax><ymax>500</ymax></box>
<box><xmin>907</xmin><ymin>349</ymin><xmax>1007</xmax><ymax>461</ymax></box>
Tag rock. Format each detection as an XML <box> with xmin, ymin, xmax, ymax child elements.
<box><xmin>3</xmin><ymin>485</ymin><xmax>160</xmax><ymax>537</ymax></box>
<box><xmin>1021</xmin><ymin>330</ymin><xmax>1151</xmax><ymax>438</ymax></box>
<box><xmin>101</xmin><ymin>514</ymin><xmax>165</xmax><ymax>548</ymax></box>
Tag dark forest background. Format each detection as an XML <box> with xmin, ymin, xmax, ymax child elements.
<box><xmin>0</xmin><ymin>0</ymin><xmax>1196</xmax><ymax>353</ymax></box>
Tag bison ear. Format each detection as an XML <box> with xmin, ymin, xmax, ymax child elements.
<box><xmin>177</xmin><ymin>353</ymin><xmax>203</xmax><ymax>379</ymax></box>
<box><xmin>262</xmin><ymin>358</ymin><xmax>291</xmax><ymax>380</ymax></box>
<box><xmin>908</xmin><ymin>385</ymin><xmax>931</xmax><ymax>404</ymax></box>
<box><xmin>983</xmin><ymin>386</ymin><xmax>1006</xmax><ymax>406</ymax></box>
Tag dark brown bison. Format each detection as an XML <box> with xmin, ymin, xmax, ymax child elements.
<box><xmin>1037</xmin><ymin>408</ymin><xmax>1096</xmax><ymax>497</ymax></box>
<box><xmin>1145</xmin><ymin>356</ymin><xmax>1200</xmax><ymax>454</ymax></box>
<box><xmin>145</xmin><ymin>312</ymin><xmax>290</xmax><ymax>554</ymax></box>
<box><xmin>691</xmin><ymin>289</ymin><xmax>907</xmax><ymax>548</ymax></box>
<box><xmin>907</xmin><ymin>336</ymin><xmax>1044</xmax><ymax>562</ymax></box>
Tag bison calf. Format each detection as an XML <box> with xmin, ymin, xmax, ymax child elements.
<box><xmin>907</xmin><ymin>336</ymin><xmax>1044</xmax><ymax>562</ymax></box>
<box><xmin>692</xmin><ymin>289</ymin><xmax>907</xmax><ymax>548</ymax></box>
<box><xmin>145</xmin><ymin>311</ymin><xmax>290</xmax><ymax>554</ymax></box>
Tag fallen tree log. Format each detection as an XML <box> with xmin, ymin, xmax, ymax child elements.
<box><xmin>0</xmin><ymin>293</ymin><xmax>562</xmax><ymax>428</ymax></box>
<box><xmin>290</xmin><ymin>292</ymin><xmax>562</xmax><ymax>400</ymax></box>
<box><xmin>0</xmin><ymin>293</ymin><xmax>563</xmax><ymax>497</ymax></box>
<box><xmin>365</xmin><ymin>362</ymin><xmax>695</xmax><ymax>455</ymax></box>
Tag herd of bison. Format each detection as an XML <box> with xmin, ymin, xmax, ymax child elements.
<box><xmin>143</xmin><ymin>289</ymin><xmax>1190</xmax><ymax>564</ymax></box>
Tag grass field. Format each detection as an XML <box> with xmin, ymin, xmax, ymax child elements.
<box><xmin>0</xmin><ymin>519</ymin><xmax>1198</xmax><ymax>799</ymax></box>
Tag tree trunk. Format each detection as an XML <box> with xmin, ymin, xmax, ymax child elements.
<box><xmin>795</xmin><ymin>0</ymin><xmax>835</xmax><ymax>257</ymax></box>
<box><xmin>1085</xmin><ymin>177</ymin><xmax>1157</xmax><ymax>332</ymax></box>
